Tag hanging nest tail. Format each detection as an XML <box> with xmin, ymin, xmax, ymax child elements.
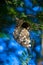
<box><xmin>13</xmin><ymin>18</ymin><xmax>31</xmax><ymax>48</ymax></box>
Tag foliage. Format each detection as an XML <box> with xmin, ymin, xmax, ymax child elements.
<box><xmin>0</xmin><ymin>0</ymin><xmax>43</xmax><ymax>30</ymax></box>
<box><xmin>0</xmin><ymin>0</ymin><xmax>43</xmax><ymax>65</ymax></box>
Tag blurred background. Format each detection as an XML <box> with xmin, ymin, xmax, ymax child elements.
<box><xmin>0</xmin><ymin>0</ymin><xmax>43</xmax><ymax>65</ymax></box>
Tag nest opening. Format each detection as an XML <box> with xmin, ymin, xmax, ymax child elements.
<box><xmin>21</xmin><ymin>22</ymin><xmax>30</xmax><ymax>29</ymax></box>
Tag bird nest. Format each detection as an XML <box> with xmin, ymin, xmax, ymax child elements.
<box><xmin>13</xmin><ymin>18</ymin><xmax>31</xmax><ymax>48</ymax></box>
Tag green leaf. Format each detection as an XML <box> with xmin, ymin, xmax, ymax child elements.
<box><xmin>0</xmin><ymin>33</ymin><xmax>10</xmax><ymax>38</ymax></box>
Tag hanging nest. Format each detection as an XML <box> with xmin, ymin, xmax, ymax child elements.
<box><xmin>13</xmin><ymin>18</ymin><xmax>31</xmax><ymax>48</ymax></box>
